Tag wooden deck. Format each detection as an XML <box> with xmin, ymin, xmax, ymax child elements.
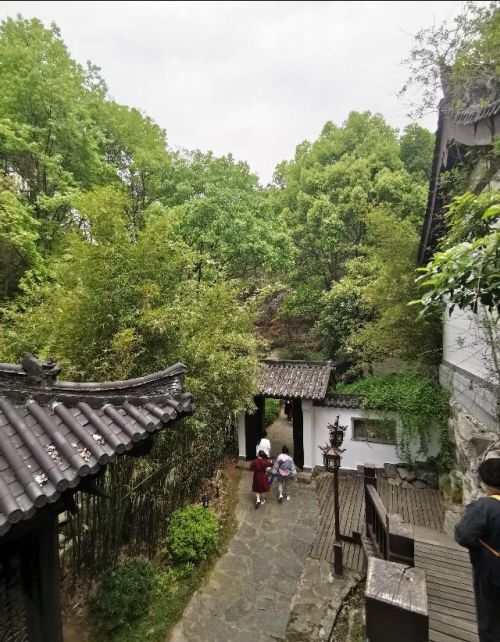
<box><xmin>311</xmin><ymin>471</ymin><xmax>479</xmax><ymax>641</ymax></box>
<box><xmin>311</xmin><ymin>470</ymin><xmax>445</xmax><ymax>572</ymax></box>
<box><xmin>414</xmin><ymin>526</ymin><xmax>479</xmax><ymax>642</ymax></box>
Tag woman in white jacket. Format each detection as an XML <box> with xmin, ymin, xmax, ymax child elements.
<box><xmin>256</xmin><ymin>431</ymin><xmax>271</xmax><ymax>458</ymax></box>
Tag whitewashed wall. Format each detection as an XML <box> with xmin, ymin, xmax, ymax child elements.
<box><xmin>443</xmin><ymin>305</ymin><xmax>498</xmax><ymax>384</ymax></box>
<box><xmin>237</xmin><ymin>412</ymin><xmax>246</xmax><ymax>459</ymax></box>
<box><xmin>312</xmin><ymin>405</ymin><xmax>441</xmax><ymax>471</ymax></box>
<box><xmin>238</xmin><ymin>404</ymin><xmax>441</xmax><ymax>471</ymax></box>
<box><xmin>312</xmin><ymin>405</ymin><xmax>398</xmax><ymax>470</ymax></box>
<box><xmin>441</xmin><ymin>305</ymin><xmax>499</xmax><ymax>430</ymax></box>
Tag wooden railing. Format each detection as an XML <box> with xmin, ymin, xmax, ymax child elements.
<box><xmin>363</xmin><ymin>465</ymin><xmax>414</xmax><ymax>566</ymax></box>
<box><xmin>365</xmin><ymin>483</ymin><xmax>389</xmax><ymax>559</ymax></box>
<box><xmin>363</xmin><ymin>466</ymin><xmax>426</xmax><ymax>642</ymax></box>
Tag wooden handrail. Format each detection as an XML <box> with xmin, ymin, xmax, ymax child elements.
<box><xmin>366</xmin><ymin>485</ymin><xmax>388</xmax><ymax>524</ymax></box>
<box><xmin>363</xmin><ymin>464</ymin><xmax>415</xmax><ymax>566</ymax></box>
<box><xmin>365</xmin><ymin>481</ymin><xmax>389</xmax><ymax>560</ymax></box>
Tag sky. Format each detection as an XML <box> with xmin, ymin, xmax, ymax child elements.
<box><xmin>1</xmin><ymin>1</ymin><xmax>464</xmax><ymax>184</ymax></box>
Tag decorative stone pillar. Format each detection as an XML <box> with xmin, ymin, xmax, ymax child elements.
<box><xmin>302</xmin><ymin>400</ymin><xmax>314</xmax><ymax>471</ymax></box>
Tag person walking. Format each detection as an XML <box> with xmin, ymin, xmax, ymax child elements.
<box><xmin>272</xmin><ymin>445</ymin><xmax>297</xmax><ymax>503</ymax></box>
<box><xmin>455</xmin><ymin>457</ymin><xmax>500</xmax><ymax>642</ymax></box>
<box><xmin>250</xmin><ymin>450</ymin><xmax>272</xmax><ymax>509</ymax></box>
<box><xmin>256</xmin><ymin>431</ymin><xmax>271</xmax><ymax>458</ymax></box>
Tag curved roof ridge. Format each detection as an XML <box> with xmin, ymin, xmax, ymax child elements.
<box><xmin>54</xmin><ymin>362</ymin><xmax>185</xmax><ymax>392</ymax></box>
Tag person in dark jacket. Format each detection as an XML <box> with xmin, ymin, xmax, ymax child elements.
<box><xmin>250</xmin><ymin>450</ymin><xmax>272</xmax><ymax>509</ymax></box>
<box><xmin>455</xmin><ymin>458</ymin><xmax>500</xmax><ymax>642</ymax></box>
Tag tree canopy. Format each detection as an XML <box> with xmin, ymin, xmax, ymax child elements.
<box><xmin>270</xmin><ymin>112</ymin><xmax>437</xmax><ymax>371</ymax></box>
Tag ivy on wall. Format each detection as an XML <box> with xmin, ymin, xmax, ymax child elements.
<box><xmin>338</xmin><ymin>372</ymin><xmax>450</xmax><ymax>466</ymax></box>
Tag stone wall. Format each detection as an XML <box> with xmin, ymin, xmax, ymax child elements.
<box><xmin>448</xmin><ymin>402</ymin><xmax>500</xmax><ymax>503</ymax></box>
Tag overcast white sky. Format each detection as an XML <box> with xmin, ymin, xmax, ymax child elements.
<box><xmin>2</xmin><ymin>1</ymin><xmax>463</xmax><ymax>183</ymax></box>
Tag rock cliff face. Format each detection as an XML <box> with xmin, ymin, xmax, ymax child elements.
<box><xmin>449</xmin><ymin>402</ymin><xmax>500</xmax><ymax>503</ymax></box>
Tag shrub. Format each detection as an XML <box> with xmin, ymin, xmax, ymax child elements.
<box><xmin>91</xmin><ymin>557</ymin><xmax>155</xmax><ymax>632</ymax></box>
<box><xmin>167</xmin><ymin>506</ymin><xmax>218</xmax><ymax>564</ymax></box>
<box><xmin>264</xmin><ymin>398</ymin><xmax>280</xmax><ymax>427</ymax></box>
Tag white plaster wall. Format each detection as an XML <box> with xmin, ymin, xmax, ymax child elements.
<box><xmin>302</xmin><ymin>399</ymin><xmax>314</xmax><ymax>470</ymax></box>
<box><xmin>312</xmin><ymin>406</ymin><xmax>441</xmax><ymax>471</ymax></box>
<box><xmin>443</xmin><ymin>305</ymin><xmax>499</xmax><ymax>385</ymax></box>
<box><xmin>237</xmin><ymin>412</ymin><xmax>246</xmax><ymax>459</ymax></box>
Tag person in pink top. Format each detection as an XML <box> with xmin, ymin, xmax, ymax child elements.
<box><xmin>271</xmin><ymin>445</ymin><xmax>297</xmax><ymax>503</ymax></box>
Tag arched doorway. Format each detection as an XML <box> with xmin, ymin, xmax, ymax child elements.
<box><xmin>241</xmin><ymin>359</ymin><xmax>332</xmax><ymax>470</ymax></box>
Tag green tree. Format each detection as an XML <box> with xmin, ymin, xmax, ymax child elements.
<box><xmin>272</xmin><ymin>111</ymin><xmax>428</xmax><ymax>340</ymax></box>
<box><xmin>0</xmin><ymin>173</ymin><xmax>43</xmax><ymax>298</ymax></box>
<box><xmin>416</xmin><ymin>191</ymin><xmax>500</xmax><ymax>315</ymax></box>
<box><xmin>400</xmin><ymin>2</ymin><xmax>500</xmax><ymax>116</ymax></box>
<box><xmin>400</xmin><ymin>124</ymin><xmax>435</xmax><ymax>181</ymax></box>
<box><xmin>0</xmin><ymin>185</ymin><xmax>259</xmax><ymax>419</ymax></box>
<box><xmin>167</xmin><ymin>151</ymin><xmax>292</xmax><ymax>282</ymax></box>
<box><xmin>0</xmin><ymin>17</ymin><xmax>106</xmax><ymax>217</ymax></box>
<box><xmin>93</xmin><ymin>100</ymin><xmax>174</xmax><ymax>236</ymax></box>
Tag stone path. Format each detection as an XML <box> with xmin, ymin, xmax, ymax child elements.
<box><xmin>169</xmin><ymin>470</ymin><xmax>319</xmax><ymax>642</ymax></box>
<box><xmin>267</xmin><ymin>409</ymin><xmax>294</xmax><ymax>459</ymax></box>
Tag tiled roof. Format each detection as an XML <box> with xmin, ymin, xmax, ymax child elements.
<box><xmin>258</xmin><ymin>359</ymin><xmax>332</xmax><ymax>400</ymax></box>
<box><xmin>314</xmin><ymin>393</ymin><xmax>363</xmax><ymax>409</ymax></box>
<box><xmin>0</xmin><ymin>356</ymin><xmax>194</xmax><ymax>536</ymax></box>
<box><xmin>442</xmin><ymin>98</ymin><xmax>500</xmax><ymax>125</ymax></box>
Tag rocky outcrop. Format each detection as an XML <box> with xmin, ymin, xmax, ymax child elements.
<box><xmin>382</xmin><ymin>461</ymin><xmax>438</xmax><ymax>490</ymax></box>
<box><xmin>448</xmin><ymin>403</ymin><xmax>500</xmax><ymax>503</ymax></box>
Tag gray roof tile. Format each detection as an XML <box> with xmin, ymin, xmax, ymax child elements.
<box><xmin>258</xmin><ymin>360</ymin><xmax>332</xmax><ymax>400</ymax></box>
<box><xmin>314</xmin><ymin>393</ymin><xmax>363</xmax><ymax>409</ymax></box>
<box><xmin>0</xmin><ymin>356</ymin><xmax>194</xmax><ymax>537</ymax></box>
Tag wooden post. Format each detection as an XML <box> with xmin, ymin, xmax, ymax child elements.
<box><xmin>245</xmin><ymin>396</ymin><xmax>264</xmax><ymax>460</ymax></box>
<box><xmin>37</xmin><ymin>514</ymin><xmax>64</xmax><ymax>642</ymax></box>
<box><xmin>366</xmin><ymin>557</ymin><xmax>428</xmax><ymax>642</ymax></box>
<box><xmin>333</xmin><ymin>464</ymin><xmax>343</xmax><ymax>575</ymax></box>
<box><xmin>292</xmin><ymin>398</ymin><xmax>304</xmax><ymax>469</ymax></box>
<box><xmin>388</xmin><ymin>514</ymin><xmax>415</xmax><ymax>567</ymax></box>
<box><xmin>364</xmin><ymin>464</ymin><xmax>376</xmax><ymax>537</ymax></box>
<box><xmin>364</xmin><ymin>464</ymin><xmax>377</xmax><ymax>488</ymax></box>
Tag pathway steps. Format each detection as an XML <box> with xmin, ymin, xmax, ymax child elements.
<box><xmin>168</xmin><ymin>470</ymin><xmax>319</xmax><ymax>642</ymax></box>
<box><xmin>413</xmin><ymin>526</ymin><xmax>479</xmax><ymax>642</ymax></box>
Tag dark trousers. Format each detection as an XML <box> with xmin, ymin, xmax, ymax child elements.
<box><xmin>474</xmin><ymin>569</ymin><xmax>500</xmax><ymax>642</ymax></box>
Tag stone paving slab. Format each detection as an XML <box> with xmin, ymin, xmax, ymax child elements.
<box><xmin>168</xmin><ymin>471</ymin><xmax>320</xmax><ymax>642</ymax></box>
<box><xmin>286</xmin><ymin>559</ymin><xmax>361</xmax><ymax>642</ymax></box>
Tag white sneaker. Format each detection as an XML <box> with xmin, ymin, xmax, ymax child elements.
<box><xmin>286</xmin><ymin>496</ymin><xmax>290</xmax><ymax>501</ymax></box>
<box><xmin>278</xmin><ymin>495</ymin><xmax>283</xmax><ymax>503</ymax></box>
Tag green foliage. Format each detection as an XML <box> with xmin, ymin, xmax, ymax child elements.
<box><xmin>0</xmin><ymin>16</ymin><xmax>267</xmax><ymax>582</ymax></box>
<box><xmin>416</xmin><ymin>191</ymin><xmax>500</xmax><ymax>314</ymax></box>
<box><xmin>272</xmin><ymin>111</ymin><xmax>431</xmax><ymax>368</ymax></box>
<box><xmin>338</xmin><ymin>372</ymin><xmax>450</xmax><ymax>462</ymax></box>
<box><xmin>0</xmin><ymin>17</ymin><xmax>106</xmax><ymax>213</ymax></box>
<box><xmin>264</xmin><ymin>398</ymin><xmax>280</xmax><ymax>427</ymax></box>
<box><xmin>400</xmin><ymin>2</ymin><xmax>500</xmax><ymax>116</ymax></box>
<box><xmin>91</xmin><ymin>557</ymin><xmax>155</xmax><ymax>632</ymax></box>
<box><xmin>169</xmin><ymin>151</ymin><xmax>292</xmax><ymax>282</ymax></box>
<box><xmin>167</xmin><ymin>506</ymin><xmax>218</xmax><ymax>564</ymax></box>
<box><xmin>399</xmin><ymin>124</ymin><xmax>435</xmax><ymax>180</ymax></box>
<box><xmin>0</xmin><ymin>174</ymin><xmax>43</xmax><ymax>298</ymax></box>
<box><xmin>92</xmin><ymin>100</ymin><xmax>173</xmax><ymax>235</ymax></box>
<box><xmin>318</xmin><ymin>209</ymin><xmax>441</xmax><ymax>367</ymax></box>
<box><xmin>0</xmin><ymin>191</ymin><xmax>259</xmax><ymax>416</ymax></box>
